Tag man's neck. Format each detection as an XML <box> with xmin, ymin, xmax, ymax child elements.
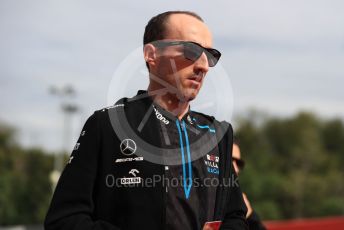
<box><xmin>147</xmin><ymin>86</ymin><xmax>189</xmax><ymax>120</ymax></box>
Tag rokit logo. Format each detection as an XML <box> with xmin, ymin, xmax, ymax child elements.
<box><xmin>120</xmin><ymin>169</ymin><xmax>141</xmax><ymax>185</ymax></box>
<box><xmin>205</xmin><ymin>154</ymin><xmax>219</xmax><ymax>175</ymax></box>
<box><xmin>153</xmin><ymin>107</ymin><xmax>169</xmax><ymax>125</ymax></box>
<box><xmin>207</xmin><ymin>154</ymin><xmax>219</xmax><ymax>163</ymax></box>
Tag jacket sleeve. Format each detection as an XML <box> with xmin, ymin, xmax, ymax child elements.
<box><xmin>44</xmin><ymin>112</ymin><xmax>121</xmax><ymax>230</ymax></box>
<box><xmin>220</xmin><ymin>172</ymin><xmax>249</xmax><ymax>230</ymax></box>
<box><xmin>220</xmin><ymin>124</ymin><xmax>248</xmax><ymax>230</ymax></box>
<box><xmin>247</xmin><ymin>211</ymin><xmax>267</xmax><ymax>230</ymax></box>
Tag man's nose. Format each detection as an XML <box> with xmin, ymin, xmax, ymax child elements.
<box><xmin>193</xmin><ymin>52</ymin><xmax>209</xmax><ymax>73</ymax></box>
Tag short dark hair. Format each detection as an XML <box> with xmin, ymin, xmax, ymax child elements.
<box><xmin>143</xmin><ymin>11</ymin><xmax>204</xmax><ymax>69</ymax></box>
<box><xmin>233</xmin><ymin>137</ymin><xmax>240</xmax><ymax>146</ymax></box>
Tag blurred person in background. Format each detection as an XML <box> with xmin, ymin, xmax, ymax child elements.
<box><xmin>232</xmin><ymin>140</ymin><xmax>267</xmax><ymax>230</ymax></box>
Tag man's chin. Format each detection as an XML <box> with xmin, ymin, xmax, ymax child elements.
<box><xmin>185</xmin><ymin>89</ymin><xmax>200</xmax><ymax>102</ymax></box>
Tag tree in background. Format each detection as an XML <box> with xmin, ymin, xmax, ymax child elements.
<box><xmin>0</xmin><ymin>123</ymin><xmax>54</xmax><ymax>225</ymax></box>
<box><xmin>235</xmin><ymin>111</ymin><xmax>344</xmax><ymax>220</ymax></box>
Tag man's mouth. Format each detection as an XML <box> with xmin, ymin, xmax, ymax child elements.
<box><xmin>188</xmin><ymin>72</ymin><xmax>204</xmax><ymax>83</ymax></box>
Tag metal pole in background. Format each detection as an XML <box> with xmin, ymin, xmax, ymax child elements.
<box><xmin>49</xmin><ymin>85</ymin><xmax>78</xmax><ymax>190</ymax></box>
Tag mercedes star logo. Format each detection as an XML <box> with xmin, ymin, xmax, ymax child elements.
<box><xmin>120</xmin><ymin>139</ymin><xmax>137</xmax><ymax>156</ymax></box>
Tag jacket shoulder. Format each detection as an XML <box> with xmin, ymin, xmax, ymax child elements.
<box><xmin>191</xmin><ymin>111</ymin><xmax>231</xmax><ymax>130</ymax></box>
<box><xmin>191</xmin><ymin>110</ymin><xmax>215</xmax><ymax>123</ymax></box>
<box><xmin>96</xmin><ymin>97</ymin><xmax>128</xmax><ymax>112</ymax></box>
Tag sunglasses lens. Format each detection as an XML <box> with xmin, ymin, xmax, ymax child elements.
<box><xmin>205</xmin><ymin>49</ymin><xmax>221</xmax><ymax>67</ymax></box>
<box><xmin>233</xmin><ymin>157</ymin><xmax>245</xmax><ymax>170</ymax></box>
<box><xmin>183</xmin><ymin>42</ymin><xmax>203</xmax><ymax>61</ymax></box>
<box><xmin>184</xmin><ymin>42</ymin><xmax>221</xmax><ymax>67</ymax></box>
<box><xmin>237</xmin><ymin>159</ymin><xmax>245</xmax><ymax>170</ymax></box>
<box><xmin>153</xmin><ymin>41</ymin><xmax>221</xmax><ymax>67</ymax></box>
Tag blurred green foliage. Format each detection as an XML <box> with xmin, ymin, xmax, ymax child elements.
<box><xmin>0</xmin><ymin>123</ymin><xmax>54</xmax><ymax>225</ymax></box>
<box><xmin>0</xmin><ymin>111</ymin><xmax>344</xmax><ymax>224</ymax></box>
<box><xmin>236</xmin><ymin>111</ymin><xmax>344</xmax><ymax>220</ymax></box>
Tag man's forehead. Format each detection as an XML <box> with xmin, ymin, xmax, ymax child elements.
<box><xmin>164</xmin><ymin>13</ymin><xmax>213</xmax><ymax>48</ymax></box>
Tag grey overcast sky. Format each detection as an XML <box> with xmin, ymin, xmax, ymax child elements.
<box><xmin>1</xmin><ymin>0</ymin><xmax>343</xmax><ymax>152</ymax></box>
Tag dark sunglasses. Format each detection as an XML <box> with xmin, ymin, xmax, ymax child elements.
<box><xmin>151</xmin><ymin>40</ymin><xmax>221</xmax><ymax>67</ymax></box>
<box><xmin>232</xmin><ymin>157</ymin><xmax>245</xmax><ymax>170</ymax></box>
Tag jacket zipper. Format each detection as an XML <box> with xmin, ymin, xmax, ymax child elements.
<box><xmin>176</xmin><ymin>119</ymin><xmax>193</xmax><ymax>199</ymax></box>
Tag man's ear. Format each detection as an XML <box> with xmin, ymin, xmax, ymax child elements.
<box><xmin>144</xmin><ymin>43</ymin><xmax>157</xmax><ymax>68</ymax></box>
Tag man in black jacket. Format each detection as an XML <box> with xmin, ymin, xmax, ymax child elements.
<box><xmin>45</xmin><ymin>11</ymin><xmax>248</xmax><ymax>230</ymax></box>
